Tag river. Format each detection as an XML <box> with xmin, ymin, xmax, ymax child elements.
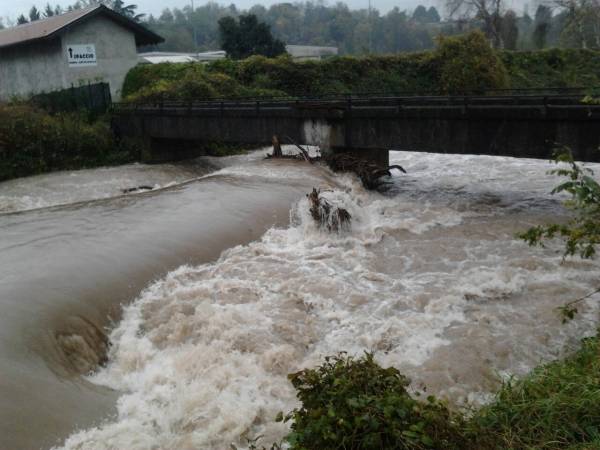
<box><xmin>1</xmin><ymin>149</ymin><xmax>599</xmax><ymax>450</ymax></box>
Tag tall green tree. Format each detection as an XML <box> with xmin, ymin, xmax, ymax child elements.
<box><xmin>110</xmin><ymin>0</ymin><xmax>144</xmax><ymax>21</ymax></box>
<box><xmin>412</xmin><ymin>5</ymin><xmax>429</xmax><ymax>22</ymax></box>
<box><xmin>501</xmin><ymin>10</ymin><xmax>519</xmax><ymax>49</ymax></box>
<box><xmin>218</xmin><ymin>14</ymin><xmax>286</xmax><ymax>59</ymax></box>
<box><xmin>29</xmin><ymin>6</ymin><xmax>41</xmax><ymax>21</ymax></box>
<box><xmin>17</xmin><ymin>14</ymin><xmax>28</xmax><ymax>24</ymax></box>
<box><xmin>427</xmin><ymin>6</ymin><xmax>441</xmax><ymax>22</ymax></box>
<box><xmin>532</xmin><ymin>4</ymin><xmax>552</xmax><ymax>49</ymax></box>
<box><xmin>44</xmin><ymin>3</ymin><xmax>54</xmax><ymax>17</ymax></box>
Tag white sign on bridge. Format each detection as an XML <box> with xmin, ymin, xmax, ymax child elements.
<box><xmin>67</xmin><ymin>44</ymin><xmax>97</xmax><ymax>67</ymax></box>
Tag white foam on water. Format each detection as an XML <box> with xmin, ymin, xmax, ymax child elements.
<box><xmin>54</xmin><ymin>151</ymin><xmax>600</xmax><ymax>450</ymax></box>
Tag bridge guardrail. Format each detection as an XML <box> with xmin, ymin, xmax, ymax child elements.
<box><xmin>112</xmin><ymin>91</ymin><xmax>599</xmax><ymax>115</ymax></box>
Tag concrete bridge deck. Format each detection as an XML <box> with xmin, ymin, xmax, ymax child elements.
<box><xmin>112</xmin><ymin>93</ymin><xmax>600</xmax><ymax>164</ymax></box>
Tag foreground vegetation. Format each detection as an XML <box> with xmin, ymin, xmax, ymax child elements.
<box><xmin>0</xmin><ymin>104</ymin><xmax>137</xmax><ymax>182</ymax></box>
<box><xmin>269</xmin><ymin>335</ymin><xmax>600</xmax><ymax>450</ymax></box>
<box><xmin>122</xmin><ymin>32</ymin><xmax>600</xmax><ymax>103</ymax></box>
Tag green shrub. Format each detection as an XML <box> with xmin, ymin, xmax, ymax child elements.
<box><xmin>0</xmin><ymin>104</ymin><xmax>137</xmax><ymax>181</ymax></box>
<box><xmin>275</xmin><ymin>336</ymin><xmax>600</xmax><ymax>450</ymax></box>
<box><xmin>279</xmin><ymin>352</ymin><xmax>465</xmax><ymax>450</ymax></box>
<box><xmin>432</xmin><ymin>31</ymin><xmax>509</xmax><ymax>94</ymax></box>
<box><xmin>121</xmin><ymin>41</ymin><xmax>600</xmax><ymax>102</ymax></box>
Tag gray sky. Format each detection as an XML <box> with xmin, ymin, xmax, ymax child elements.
<box><xmin>2</xmin><ymin>0</ymin><xmax>441</xmax><ymax>22</ymax></box>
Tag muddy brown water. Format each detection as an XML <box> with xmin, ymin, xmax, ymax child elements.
<box><xmin>0</xmin><ymin>157</ymin><xmax>328</xmax><ymax>450</ymax></box>
<box><xmin>1</xmin><ymin>150</ymin><xmax>600</xmax><ymax>450</ymax></box>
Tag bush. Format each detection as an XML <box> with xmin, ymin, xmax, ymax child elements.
<box><xmin>432</xmin><ymin>31</ymin><xmax>509</xmax><ymax>94</ymax></box>
<box><xmin>275</xmin><ymin>336</ymin><xmax>600</xmax><ymax>450</ymax></box>
<box><xmin>121</xmin><ymin>40</ymin><xmax>600</xmax><ymax>102</ymax></box>
<box><xmin>0</xmin><ymin>104</ymin><xmax>137</xmax><ymax>181</ymax></box>
<box><xmin>122</xmin><ymin>62</ymin><xmax>289</xmax><ymax>102</ymax></box>
<box><xmin>279</xmin><ymin>353</ymin><xmax>465</xmax><ymax>449</ymax></box>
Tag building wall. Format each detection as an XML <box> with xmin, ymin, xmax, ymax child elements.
<box><xmin>0</xmin><ymin>38</ymin><xmax>65</xmax><ymax>101</ymax></box>
<box><xmin>0</xmin><ymin>15</ymin><xmax>138</xmax><ymax>101</ymax></box>
<box><xmin>60</xmin><ymin>16</ymin><xmax>138</xmax><ymax>100</ymax></box>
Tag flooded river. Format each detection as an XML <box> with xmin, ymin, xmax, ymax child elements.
<box><xmin>1</xmin><ymin>149</ymin><xmax>599</xmax><ymax>449</ymax></box>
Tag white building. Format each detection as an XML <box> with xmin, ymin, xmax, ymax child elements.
<box><xmin>137</xmin><ymin>51</ymin><xmax>226</xmax><ymax>65</ymax></box>
<box><xmin>0</xmin><ymin>5</ymin><xmax>163</xmax><ymax>101</ymax></box>
<box><xmin>285</xmin><ymin>45</ymin><xmax>338</xmax><ymax>61</ymax></box>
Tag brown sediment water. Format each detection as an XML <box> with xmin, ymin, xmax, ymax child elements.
<box><xmin>1</xmin><ymin>149</ymin><xmax>600</xmax><ymax>450</ymax></box>
<box><xmin>0</xmin><ymin>153</ymin><xmax>330</xmax><ymax>450</ymax></box>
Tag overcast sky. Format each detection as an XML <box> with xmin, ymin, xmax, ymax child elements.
<box><xmin>2</xmin><ymin>0</ymin><xmax>529</xmax><ymax>24</ymax></box>
<box><xmin>2</xmin><ymin>0</ymin><xmax>443</xmax><ymax>22</ymax></box>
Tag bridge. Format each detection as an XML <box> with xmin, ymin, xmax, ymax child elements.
<box><xmin>112</xmin><ymin>90</ymin><xmax>600</xmax><ymax>166</ymax></box>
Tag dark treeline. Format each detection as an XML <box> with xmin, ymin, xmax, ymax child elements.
<box><xmin>146</xmin><ymin>2</ymin><xmax>439</xmax><ymax>54</ymax></box>
<box><xmin>141</xmin><ymin>1</ymin><xmax>594</xmax><ymax>54</ymax></box>
<box><xmin>5</xmin><ymin>0</ymin><xmax>600</xmax><ymax>54</ymax></box>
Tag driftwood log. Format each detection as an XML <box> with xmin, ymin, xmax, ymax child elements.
<box><xmin>271</xmin><ymin>135</ymin><xmax>282</xmax><ymax>157</ymax></box>
<box><xmin>307</xmin><ymin>188</ymin><xmax>351</xmax><ymax>232</ymax></box>
<box><xmin>122</xmin><ymin>185</ymin><xmax>154</xmax><ymax>193</ymax></box>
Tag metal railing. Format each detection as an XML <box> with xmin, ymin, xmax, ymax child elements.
<box><xmin>112</xmin><ymin>87</ymin><xmax>600</xmax><ymax>114</ymax></box>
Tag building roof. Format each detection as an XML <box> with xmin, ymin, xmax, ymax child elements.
<box><xmin>0</xmin><ymin>4</ymin><xmax>163</xmax><ymax>50</ymax></box>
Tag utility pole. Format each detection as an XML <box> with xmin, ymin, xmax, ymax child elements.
<box><xmin>368</xmin><ymin>0</ymin><xmax>372</xmax><ymax>54</ymax></box>
<box><xmin>190</xmin><ymin>0</ymin><xmax>197</xmax><ymax>51</ymax></box>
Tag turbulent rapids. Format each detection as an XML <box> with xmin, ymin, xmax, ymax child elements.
<box><xmin>1</xmin><ymin>149</ymin><xmax>599</xmax><ymax>450</ymax></box>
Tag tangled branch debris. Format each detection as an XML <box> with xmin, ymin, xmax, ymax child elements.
<box><xmin>267</xmin><ymin>134</ymin><xmax>315</xmax><ymax>162</ymax></box>
<box><xmin>325</xmin><ymin>153</ymin><xmax>406</xmax><ymax>190</ymax></box>
<box><xmin>307</xmin><ymin>188</ymin><xmax>351</xmax><ymax>232</ymax></box>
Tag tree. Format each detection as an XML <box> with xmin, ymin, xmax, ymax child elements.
<box><xmin>29</xmin><ymin>6</ymin><xmax>41</xmax><ymax>21</ymax></box>
<box><xmin>501</xmin><ymin>9</ymin><xmax>519</xmax><ymax>49</ymax></box>
<box><xmin>532</xmin><ymin>4</ymin><xmax>552</xmax><ymax>48</ymax></box>
<box><xmin>446</xmin><ymin>0</ymin><xmax>506</xmax><ymax>47</ymax></box>
<box><xmin>434</xmin><ymin>30</ymin><xmax>509</xmax><ymax>93</ymax></box>
<box><xmin>110</xmin><ymin>0</ymin><xmax>144</xmax><ymax>21</ymax></box>
<box><xmin>218</xmin><ymin>14</ymin><xmax>286</xmax><ymax>59</ymax></box>
<box><xmin>44</xmin><ymin>3</ymin><xmax>55</xmax><ymax>17</ymax></box>
<box><xmin>413</xmin><ymin>4</ymin><xmax>429</xmax><ymax>22</ymax></box>
<box><xmin>555</xmin><ymin>0</ymin><xmax>600</xmax><ymax>48</ymax></box>
<box><xmin>427</xmin><ymin>6</ymin><xmax>441</xmax><ymax>22</ymax></box>
<box><xmin>17</xmin><ymin>14</ymin><xmax>29</xmax><ymax>24</ymax></box>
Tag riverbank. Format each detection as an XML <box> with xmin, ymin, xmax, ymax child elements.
<box><xmin>272</xmin><ymin>331</ymin><xmax>600</xmax><ymax>449</ymax></box>
<box><xmin>0</xmin><ymin>104</ymin><xmax>137</xmax><ymax>182</ymax></box>
<box><xmin>0</xmin><ymin>103</ymin><xmax>251</xmax><ymax>183</ymax></box>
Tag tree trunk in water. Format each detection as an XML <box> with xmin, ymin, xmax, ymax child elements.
<box><xmin>272</xmin><ymin>135</ymin><xmax>282</xmax><ymax>158</ymax></box>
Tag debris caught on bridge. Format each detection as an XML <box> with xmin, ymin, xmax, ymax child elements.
<box><xmin>307</xmin><ymin>187</ymin><xmax>351</xmax><ymax>232</ymax></box>
<box><xmin>325</xmin><ymin>153</ymin><xmax>406</xmax><ymax>190</ymax></box>
<box><xmin>266</xmin><ymin>134</ymin><xmax>315</xmax><ymax>162</ymax></box>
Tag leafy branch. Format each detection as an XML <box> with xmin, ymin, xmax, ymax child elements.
<box><xmin>519</xmin><ymin>146</ymin><xmax>600</xmax><ymax>259</ymax></box>
<box><xmin>519</xmin><ymin>146</ymin><xmax>600</xmax><ymax>321</ymax></box>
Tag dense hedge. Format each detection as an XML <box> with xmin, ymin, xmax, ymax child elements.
<box><xmin>122</xmin><ymin>31</ymin><xmax>600</xmax><ymax>103</ymax></box>
<box><xmin>0</xmin><ymin>104</ymin><xmax>137</xmax><ymax>182</ymax></box>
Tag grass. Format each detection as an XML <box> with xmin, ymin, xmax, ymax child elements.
<box><xmin>468</xmin><ymin>334</ymin><xmax>600</xmax><ymax>450</ymax></box>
